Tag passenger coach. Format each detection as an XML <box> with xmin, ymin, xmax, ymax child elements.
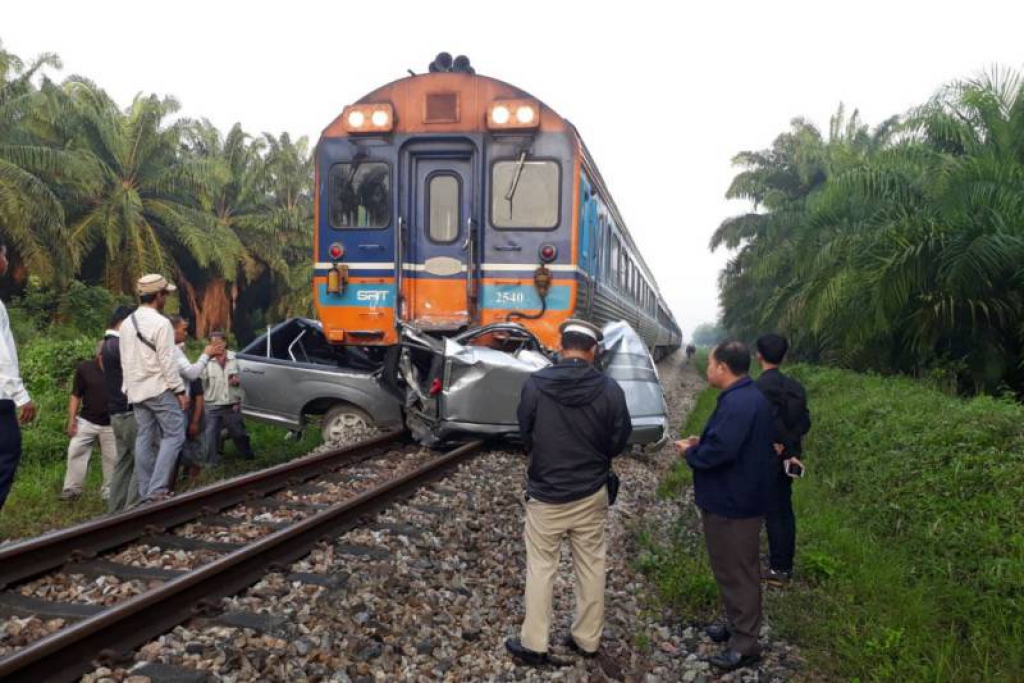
<box><xmin>314</xmin><ymin>54</ymin><xmax>681</xmax><ymax>355</ymax></box>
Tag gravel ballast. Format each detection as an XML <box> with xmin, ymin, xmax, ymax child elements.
<box><xmin>77</xmin><ymin>352</ymin><xmax>803</xmax><ymax>682</ymax></box>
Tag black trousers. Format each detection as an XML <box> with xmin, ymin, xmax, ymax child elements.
<box><xmin>0</xmin><ymin>400</ymin><xmax>22</xmax><ymax>512</ymax></box>
<box><xmin>765</xmin><ymin>471</ymin><xmax>796</xmax><ymax>572</ymax></box>
<box><xmin>702</xmin><ymin>511</ymin><xmax>763</xmax><ymax>655</ymax></box>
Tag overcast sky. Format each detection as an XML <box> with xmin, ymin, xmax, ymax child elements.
<box><xmin>5</xmin><ymin>0</ymin><xmax>1024</xmax><ymax>337</ymax></box>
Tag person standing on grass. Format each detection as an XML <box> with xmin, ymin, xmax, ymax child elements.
<box><xmin>179</xmin><ymin>378</ymin><xmax>206</xmax><ymax>485</ymax></box>
<box><xmin>0</xmin><ymin>240</ymin><xmax>36</xmax><ymax>512</ymax></box>
<box><xmin>120</xmin><ymin>274</ymin><xmax>188</xmax><ymax>503</ymax></box>
<box><xmin>200</xmin><ymin>330</ymin><xmax>253</xmax><ymax>464</ymax></box>
<box><xmin>169</xmin><ymin>316</ymin><xmax>221</xmax><ymax>483</ymax></box>
<box><xmin>755</xmin><ymin>333</ymin><xmax>811</xmax><ymax>587</ymax></box>
<box><xmin>675</xmin><ymin>340</ymin><xmax>774</xmax><ymax>672</ymax></box>
<box><xmin>506</xmin><ymin>319</ymin><xmax>631</xmax><ymax>667</ymax></box>
<box><xmin>102</xmin><ymin>306</ymin><xmax>140</xmax><ymax>512</ymax></box>
<box><xmin>61</xmin><ymin>342</ymin><xmax>117</xmax><ymax>501</ymax></box>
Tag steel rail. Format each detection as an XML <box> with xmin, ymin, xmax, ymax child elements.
<box><xmin>0</xmin><ymin>431</ymin><xmax>406</xmax><ymax>590</ymax></box>
<box><xmin>0</xmin><ymin>439</ymin><xmax>484</xmax><ymax>683</ymax></box>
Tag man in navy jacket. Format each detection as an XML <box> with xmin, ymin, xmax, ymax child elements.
<box><xmin>676</xmin><ymin>340</ymin><xmax>774</xmax><ymax>671</ymax></box>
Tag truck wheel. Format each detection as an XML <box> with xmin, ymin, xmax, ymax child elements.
<box><xmin>321</xmin><ymin>404</ymin><xmax>376</xmax><ymax>445</ymax></box>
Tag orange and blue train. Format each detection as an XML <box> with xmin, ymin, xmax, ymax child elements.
<box><xmin>313</xmin><ymin>54</ymin><xmax>682</xmax><ymax>357</ymax></box>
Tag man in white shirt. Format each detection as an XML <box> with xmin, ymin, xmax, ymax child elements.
<box><xmin>120</xmin><ymin>274</ymin><xmax>188</xmax><ymax>502</ymax></box>
<box><xmin>0</xmin><ymin>240</ymin><xmax>36</xmax><ymax>512</ymax></box>
<box><xmin>201</xmin><ymin>330</ymin><xmax>253</xmax><ymax>463</ymax></box>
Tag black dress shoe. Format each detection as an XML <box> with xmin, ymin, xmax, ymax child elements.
<box><xmin>705</xmin><ymin>623</ymin><xmax>731</xmax><ymax>643</ymax></box>
<box><xmin>562</xmin><ymin>634</ymin><xmax>598</xmax><ymax>658</ymax></box>
<box><xmin>708</xmin><ymin>648</ymin><xmax>761</xmax><ymax>671</ymax></box>
<box><xmin>505</xmin><ymin>638</ymin><xmax>571</xmax><ymax>667</ymax></box>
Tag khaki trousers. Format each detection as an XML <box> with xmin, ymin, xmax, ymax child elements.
<box><xmin>62</xmin><ymin>418</ymin><xmax>117</xmax><ymax>498</ymax></box>
<box><xmin>701</xmin><ymin>510</ymin><xmax>763</xmax><ymax>655</ymax></box>
<box><xmin>521</xmin><ymin>486</ymin><xmax>608</xmax><ymax>653</ymax></box>
<box><xmin>107</xmin><ymin>412</ymin><xmax>141</xmax><ymax>513</ymax></box>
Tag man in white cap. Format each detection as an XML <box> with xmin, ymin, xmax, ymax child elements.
<box><xmin>507</xmin><ymin>319</ymin><xmax>632</xmax><ymax>667</ymax></box>
<box><xmin>119</xmin><ymin>274</ymin><xmax>188</xmax><ymax>502</ymax></box>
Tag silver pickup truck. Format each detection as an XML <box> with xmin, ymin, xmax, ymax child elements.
<box><xmin>237</xmin><ymin>318</ymin><xmax>403</xmax><ymax>443</ymax></box>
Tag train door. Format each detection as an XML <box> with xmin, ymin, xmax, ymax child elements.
<box><xmin>401</xmin><ymin>142</ymin><xmax>477</xmax><ymax>330</ymax></box>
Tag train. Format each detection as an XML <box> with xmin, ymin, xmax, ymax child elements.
<box><xmin>312</xmin><ymin>53</ymin><xmax>682</xmax><ymax>356</ymax></box>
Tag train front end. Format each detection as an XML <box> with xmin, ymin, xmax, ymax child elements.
<box><xmin>313</xmin><ymin>56</ymin><xmax>579</xmax><ymax>349</ymax></box>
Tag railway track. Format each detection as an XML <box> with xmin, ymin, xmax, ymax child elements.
<box><xmin>0</xmin><ymin>433</ymin><xmax>484</xmax><ymax>683</ymax></box>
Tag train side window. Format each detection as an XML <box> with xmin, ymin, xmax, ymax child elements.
<box><xmin>329</xmin><ymin>162</ymin><xmax>391</xmax><ymax>229</ymax></box>
<box><xmin>609</xmin><ymin>235</ymin><xmax>620</xmax><ymax>285</ymax></box>
<box><xmin>491</xmin><ymin>160</ymin><xmax>560</xmax><ymax>229</ymax></box>
<box><xmin>427</xmin><ymin>173</ymin><xmax>460</xmax><ymax>243</ymax></box>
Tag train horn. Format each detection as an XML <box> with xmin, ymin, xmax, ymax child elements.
<box><xmin>428</xmin><ymin>52</ymin><xmax>473</xmax><ymax>74</ymax></box>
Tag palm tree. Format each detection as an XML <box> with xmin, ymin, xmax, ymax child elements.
<box><xmin>0</xmin><ymin>41</ymin><xmax>72</xmax><ymax>283</ymax></box>
<box><xmin>713</xmin><ymin>70</ymin><xmax>1024</xmax><ymax>394</ymax></box>
<box><xmin>180</xmin><ymin>124</ymin><xmax>313</xmax><ymax>337</ymax></box>
<box><xmin>57</xmin><ymin>81</ymin><xmax>244</xmax><ymax>298</ymax></box>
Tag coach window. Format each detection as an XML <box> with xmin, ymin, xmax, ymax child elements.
<box><xmin>329</xmin><ymin>162</ymin><xmax>391</xmax><ymax>228</ymax></box>
<box><xmin>609</xmin><ymin>236</ymin><xmax>620</xmax><ymax>285</ymax></box>
<box><xmin>492</xmin><ymin>160</ymin><xmax>560</xmax><ymax>229</ymax></box>
<box><xmin>428</xmin><ymin>173</ymin><xmax>460</xmax><ymax>243</ymax></box>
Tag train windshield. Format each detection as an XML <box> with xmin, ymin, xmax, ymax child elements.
<box><xmin>491</xmin><ymin>160</ymin><xmax>559</xmax><ymax>229</ymax></box>
<box><xmin>329</xmin><ymin>162</ymin><xmax>391</xmax><ymax>228</ymax></box>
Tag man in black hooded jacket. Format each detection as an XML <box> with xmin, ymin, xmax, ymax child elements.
<box><xmin>506</xmin><ymin>319</ymin><xmax>631</xmax><ymax>667</ymax></box>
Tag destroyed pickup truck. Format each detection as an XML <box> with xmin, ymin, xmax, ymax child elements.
<box><xmin>239</xmin><ymin>318</ymin><xmax>670</xmax><ymax>448</ymax></box>
<box><xmin>237</xmin><ymin>318</ymin><xmax>403</xmax><ymax>442</ymax></box>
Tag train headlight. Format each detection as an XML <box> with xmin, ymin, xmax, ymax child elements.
<box><xmin>491</xmin><ymin>105</ymin><xmax>510</xmax><ymax>125</ymax></box>
<box><xmin>342</xmin><ymin>104</ymin><xmax>395</xmax><ymax>134</ymax></box>
<box><xmin>487</xmin><ymin>99</ymin><xmax>540</xmax><ymax>130</ymax></box>
<box><xmin>329</xmin><ymin>243</ymin><xmax>344</xmax><ymax>260</ymax></box>
<box><xmin>539</xmin><ymin>244</ymin><xmax>557</xmax><ymax>262</ymax></box>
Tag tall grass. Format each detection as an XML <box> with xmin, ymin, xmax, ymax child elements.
<box><xmin>648</xmin><ymin>365</ymin><xmax>1024</xmax><ymax>681</ymax></box>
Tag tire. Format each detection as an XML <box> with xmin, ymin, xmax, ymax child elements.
<box><xmin>320</xmin><ymin>404</ymin><xmax>377</xmax><ymax>445</ymax></box>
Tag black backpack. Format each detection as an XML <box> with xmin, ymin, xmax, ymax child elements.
<box><xmin>777</xmin><ymin>375</ymin><xmax>811</xmax><ymax>438</ymax></box>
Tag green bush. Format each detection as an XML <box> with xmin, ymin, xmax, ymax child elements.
<box><xmin>13</xmin><ymin>282</ymin><xmax>131</xmax><ymax>338</ymax></box>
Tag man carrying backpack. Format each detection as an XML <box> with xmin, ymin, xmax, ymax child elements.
<box><xmin>755</xmin><ymin>333</ymin><xmax>811</xmax><ymax>587</ymax></box>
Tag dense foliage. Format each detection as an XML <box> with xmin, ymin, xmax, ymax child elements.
<box><xmin>714</xmin><ymin>68</ymin><xmax>1024</xmax><ymax>395</ymax></box>
<box><xmin>0</xmin><ymin>39</ymin><xmax>313</xmax><ymax>340</ymax></box>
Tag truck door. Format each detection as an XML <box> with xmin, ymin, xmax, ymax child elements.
<box><xmin>400</xmin><ymin>142</ymin><xmax>477</xmax><ymax>331</ymax></box>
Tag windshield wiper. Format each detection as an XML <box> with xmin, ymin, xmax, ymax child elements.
<box><xmin>504</xmin><ymin>150</ymin><xmax>528</xmax><ymax>203</ymax></box>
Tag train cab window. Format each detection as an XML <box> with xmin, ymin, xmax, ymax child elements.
<box><xmin>491</xmin><ymin>160</ymin><xmax>560</xmax><ymax>229</ymax></box>
<box><xmin>428</xmin><ymin>173</ymin><xmax>460</xmax><ymax>243</ymax></box>
<box><xmin>329</xmin><ymin>162</ymin><xmax>391</xmax><ymax>229</ymax></box>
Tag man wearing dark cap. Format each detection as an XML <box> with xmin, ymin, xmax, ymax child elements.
<box><xmin>506</xmin><ymin>319</ymin><xmax>632</xmax><ymax>666</ymax></box>
<box><xmin>120</xmin><ymin>274</ymin><xmax>188</xmax><ymax>502</ymax></box>
<box><xmin>675</xmin><ymin>340</ymin><xmax>775</xmax><ymax>671</ymax></box>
